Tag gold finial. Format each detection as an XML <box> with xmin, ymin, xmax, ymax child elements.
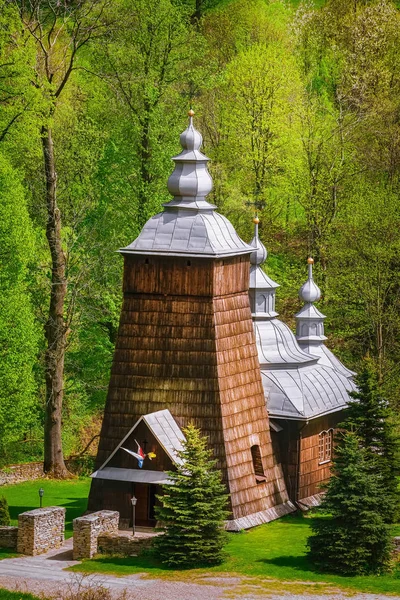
<box><xmin>307</xmin><ymin>257</ymin><xmax>314</xmax><ymax>264</ymax></box>
<box><xmin>188</xmin><ymin>109</ymin><xmax>195</xmax><ymax>117</ymax></box>
<box><xmin>253</xmin><ymin>216</ymin><xmax>260</xmax><ymax>224</ymax></box>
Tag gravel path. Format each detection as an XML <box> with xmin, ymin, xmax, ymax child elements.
<box><xmin>0</xmin><ymin>539</ymin><xmax>398</xmax><ymax>600</ymax></box>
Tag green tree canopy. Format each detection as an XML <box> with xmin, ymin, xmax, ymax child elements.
<box><xmin>0</xmin><ymin>152</ymin><xmax>38</xmax><ymax>459</ymax></box>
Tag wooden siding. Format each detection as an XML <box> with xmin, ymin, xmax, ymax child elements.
<box><xmin>298</xmin><ymin>413</ymin><xmax>342</xmax><ymax>501</ymax></box>
<box><xmin>273</xmin><ymin>413</ymin><xmax>344</xmax><ymax>503</ymax></box>
<box><xmin>89</xmin><ymin>254</ymin><xmax>289</xmax><ymax>520</ymax></box>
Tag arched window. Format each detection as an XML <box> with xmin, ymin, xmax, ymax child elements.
<box><xmin>251</xmin><ymin>445</ymin><xmax>266</xmax><ymax>483</ymax></box>
<box><xmin>318</xmin><ymin>429</ymin><xmax>334</xmax><ymax>464</ymax></box>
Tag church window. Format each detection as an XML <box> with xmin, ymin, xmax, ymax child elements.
<box><xmin>325</xmin><ymin>429</ymin><xmax>333</xmax><ymax>461</ymax></box>
<box><xmin>251</xmin><ymin>445</ymin><xmax>266</xmax><ymax>483</ymax></box>
<box><xmin>318</xmin><ymin>429</ymin><xmax>334</xmax><ymax>464</ymax></box>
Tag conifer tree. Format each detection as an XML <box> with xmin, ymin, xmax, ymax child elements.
<box><xmin>307</xmin><ymin>431</ymin><xmax>392</xmax><ymax>575</ymax></box>
<box><xmin>341</xmin><ymin>363</ymin><xmax>400</xmax><ymax>523</ymax></box>
<box><xmin>0</xmin><ymin>497</ymin><xmax>10</xmax><ymax>526</ymax></box>
<box><xmin>154</xmin><ymin>424</ymin><xmax>229</xmax><ymax>567</ymax></box>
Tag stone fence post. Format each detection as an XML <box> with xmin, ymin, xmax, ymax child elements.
<box><xmin>17</xmin><ymin>507</ymin><xmax>65</xmax><ymax>555</ymax></box>
<box><xmin>73</xmin><ymin>510</ymin><xmax>119</xmax><ymax>560</ymax></box>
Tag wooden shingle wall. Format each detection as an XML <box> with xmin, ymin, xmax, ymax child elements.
<box><xmin>89</xmin><ymin>254</ymin><xmax>288</xmax><ymax>519</ymax></box>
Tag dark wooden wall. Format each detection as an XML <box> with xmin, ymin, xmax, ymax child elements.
<box><xmin>298</xmin><ymin>413</ymin><xmax>342</xmax><ymax>501</ymax></box>
<box><xmin>274</xmin><ymin>413</ymin><xmax>343</xmax><ymax>503</ymax></box>
<box><xmin>89</xmin><ymin>253</ymin><xmax>288</xmax><ymax>520</ymax></box>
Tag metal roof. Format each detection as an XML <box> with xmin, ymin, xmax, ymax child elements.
<box><xmin>249</xmin><ymin>264</ymin><xmax>279</xmax><ymax>291</ymax></box>
<box><xmin>120</xmin><ymin>114</ymin><xmax>254</xmax><ymax>259</ymax></box>
<box><xmin>247</xmin><ymin>223</ymin><xmax>355</xmax><ymax>420</ymax></box>
<box><xmin>121</xmin><ymin>209</ymin><xmax>253</xmax><ymax>258</ymax></box>
<box><xmin>254</xmin><ymin>319</ymin><xmax>317</xmax><ymax>367</ymax></box>
<box><xmin>144</xmin><ymin>410</ymin><xmax>185</xmax><ymax>465</ymax></box>
<box><xmin>95</xmin><ymin>409</ymin><xmax>186</xmax><ymax>474</ymax></box>
<box><xmin>91</xmin><ymin>467</ymin><xmax>172</xmax><ymax>485</ymax></box>
<box><xmin>295</xmin><ymin>259</ymin><xmax>355</xmax><ymax>379</ymax></box>
<box><xmin>297</xmin><ymin>342</ymin><xmax>356</xmax><ymax>379</ymax></box>
<box><xmin>263</xmin><ymin>364</ymin><xmax>357</xmax><ymax>420</ymax></box>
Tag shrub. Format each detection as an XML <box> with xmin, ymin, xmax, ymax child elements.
<box><xmin>0</xmin><ymin>496</ymin><xmax>10</xmax><ymax>526</ymax></box>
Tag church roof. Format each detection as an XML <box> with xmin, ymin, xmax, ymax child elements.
<box><xmin>248</xmin><ymin>222</ymin><xmax>355</xmax><ymax>420</ymax></box>
<box><xmin>298</xmin><ymin>341</ymin><xmax>356</xmax><ymax>379</ymax></box>
<box><xmin>94</xmin><ymin>409</ymin><xmax>186</xmax><ymax>473</ymax></box>
<box><xmin>123</xmin><ymin>210</ymin><xmax>251</xmax><ymax>257</ymax></box>
<box><xmin>254</xmin><ymin>319</ymin><xmax>317</xmax><ymax>366</ymax></box>
<box><xmin>249</xmin><ymin>264</ymin><xmax>279</xmax><ymax>291</ymax></box>
<box><xmin>262</xmin><ymin>365</ymin><xmax>357</xmax><ymax>420</ymax></box>
<box><xmin>121</xmin><ymin>112</ymin><xmax>254</xmax><ymax>259</ymax></box>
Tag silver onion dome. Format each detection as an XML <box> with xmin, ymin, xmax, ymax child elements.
<box><xmin>120</xmin><ymin>110</ymin><xmax>254</xmax><ymax>258</ymax></box>
<box><xmin>299</xmin><ymin>258</ymin><xmax>321</xmax><ymax>303</ymax></box>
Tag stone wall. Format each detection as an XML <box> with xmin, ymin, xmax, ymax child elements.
<box><xmin>17</xmin><ymin>507</ymin><xmax>65</xmax><ymax>556</ymax></box>
<box><xmin>97</xmin><ymin>533</ymin><xmax>153</xmax><ymax>556</ymax></box>
<box><xmin>0</xmin><ymin>526</ymin><xmax>18</xmax><ymax>550</ymax></box>
<box><xmin>73</xmin><ymin>510</ymin><xmax>119</xmax><ymax>560</ymax></box>
<box><xmin>0</xmin><ymin>463</ymin><xmax>44</xmax><ymax>486</ymax></box>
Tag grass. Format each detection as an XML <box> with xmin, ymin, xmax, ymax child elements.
<box><xmin>0</xmin><ymin>591</ymin><xmax>45</xmax><ymax>599</ymax></box>
<box><xmin>1</xmin><ymin>479</ymin><xmax>399</xmax><ymax>595</ymax></box>
<box><xmin>70</xmin><ymin>514</ymin><xmax>400</xmax><ymax>596</ymax></box>
<box><xmin>0</xmin><ymin>549</ymin><xmax>18</xmax><ymax>560</ymax></box>
<box><xmin>0</xmin><ymin>478</ymin><xmax>90</xmax><ymax>539</ymax></box>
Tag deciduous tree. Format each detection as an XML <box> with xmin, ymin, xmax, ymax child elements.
<box><xmin>13</xmin><ymin>0</ymin><xmax>112</xmax><ymax>477</ymax></box>
<box><xmin>0</xmin><ymin>153</ymin><xmax>38</xmax><ymax>459</ymax></box>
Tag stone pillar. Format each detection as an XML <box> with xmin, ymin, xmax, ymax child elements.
<box><xmin>17</xmin><ymin>507</ymin><xmax>65</xmax><ymax>555</ymax></box>
<box><xmin>73</xmin><ymin>510</ymin><xmax>119</xmax><ymax>560</ymax></box>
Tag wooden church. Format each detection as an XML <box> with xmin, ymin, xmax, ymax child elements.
<box><xmin>88</xmin><ymin>112</ymin><xmax>355</xmax><ymax>529</ymax></box>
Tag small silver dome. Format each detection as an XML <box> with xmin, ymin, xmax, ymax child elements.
<box><xmin>299</xmin><ymin>259</ymin><xmax>321</xmax><ymax>303</ymax></box>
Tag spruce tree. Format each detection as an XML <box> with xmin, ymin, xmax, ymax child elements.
<box><xmin>341</xmin><ymin>363</ymin><xmax>400</xmax><ymax>523</ymax></box>
<box><xmin>0</xmin><ymin>496</ymin><xmax>10</xmax><ymax>526</ymax></box>
<box><xmin>307</xmin><ymin>431</ymin><xmax>392</xmax><ymax>575</ymax></box>
<box><xmin>154</xmin><ymin>424</ymin><xmax>229</xmax><ymax>567</ymax></box>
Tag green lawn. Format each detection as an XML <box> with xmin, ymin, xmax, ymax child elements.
<box><xmin>1</xmin><ymin>479</ymin><xmax>399</xmax><ymax>596</ymax></box>
<box><xmin>71</xmin><ymin>515</ymin><xmax>400</xmax><ymax>596</ymax></box>
<box><xmin>0</xmin><ymin>478</ymin><xmax>90</xmax><ymax>539</ymax></box>
<box><xmin>0</xmin><ymin>549</ymin><xmax>18</xmax><ymax>560</ymax></box>
<box><xmin>0</xmin><ymin>591</ymin><xmax>44</xmax><ymax>600</ymax></box>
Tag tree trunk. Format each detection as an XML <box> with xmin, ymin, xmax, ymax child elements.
<box><xmin>191</xmin><ymin>0</ymin><xmax>203</xmax><ymax>26</ymax></box>
<box><xmin>138</xmin><ymin>102</ymin><xmax>152</xmax><ymax>227</ymax></box>
<box><xmin>42</xmin><ymin>125</ymin><xmax>70</xmax><ymax>478</ymax></box>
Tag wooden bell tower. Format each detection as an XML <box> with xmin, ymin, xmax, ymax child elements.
<box><xmin>88</xmin><ymin>112</ymin><xmax>292</xmax><ymax>529</ymax></box>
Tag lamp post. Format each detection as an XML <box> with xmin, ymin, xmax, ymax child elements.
<box><xmin>38</xmin><ymin>488</ymin><xmax>44</xmax><ymax>508</ymax></box>
<box><xmin>131</xmin><ymin>495</ymin><xmax>137</xmax><ymax>537</ymax></box>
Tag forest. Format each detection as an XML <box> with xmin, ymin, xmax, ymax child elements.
<box><xmin>0</xmin><ymin>0</ymin><xmax>399</xmax><ymax>470</ymax></box>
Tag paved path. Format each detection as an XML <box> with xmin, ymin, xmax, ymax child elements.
<box><xmin>0</xmin><ymin>539</ymin><xmax>398</xmax><ymax>600</ymax></box>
